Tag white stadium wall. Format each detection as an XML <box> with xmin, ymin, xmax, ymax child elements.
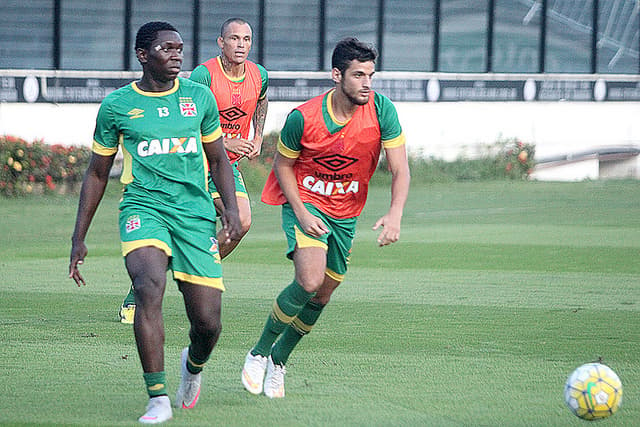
<box><xmin>1</xmin><ymin>100</ymin><xmax>639</xmax><ymax>181</ymax></box>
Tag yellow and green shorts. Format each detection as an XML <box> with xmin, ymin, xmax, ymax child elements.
<box><xmin>208</xmin><ymin>161</ymin><xmax>249</xmax><ymax>200</ymax></box>
<box><xmin>119</xmin><ymin>203</ymin><xmax>224</xmax><ymax>290</ymax></box>
<box><xmin>281</xmin><ymin>202</ymin><xmax>357</xmax><ymax>282</ymax></box>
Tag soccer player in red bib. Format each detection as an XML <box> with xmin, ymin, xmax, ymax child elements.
<box><xmin>241</xmin><ymin>37</ymin><xmax>410</xmax><ymax>398</ymax></box>
<box><xmin>190</xmin><ymin>17</ymin><xmax>268</xmax><ymax>257</ymax></box>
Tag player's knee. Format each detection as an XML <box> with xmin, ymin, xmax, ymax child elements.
<box><xmin>239</xmin><ymin>206</ymin><xmax>252</xmax><ymax>234</ymax></box>
<box><xmin>132</xmin><ymin>277</ymin><xmax>165</xmax><ymax>307</ymax></box>
<box><xmin>296</xmin><ymin>274</ymin><xmax>325</xmax><ymax>293</ymax></box>
<box><xmin>240</xmin><ymin>216</ymin><xmax>252</xmax><ymax>234</ymax></box>
<box><xmin>192</xmin><ymin>317</ymin><xmax>222</xmax><ymax>341</ymax></box>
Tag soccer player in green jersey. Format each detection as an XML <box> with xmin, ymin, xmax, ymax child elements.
<box><xmin>69</xmin><ymin>22</ymin><xmax>241</xmax><ymax>424</ymax></box>
<box><xmin>118</xmin><ymin>17</ymin><xmax>269</xmax><ymax>323</ymax></box>
<box><xmin>241</xmin><ymin>38</ymin><xmax>410</xmax><ymax>398</ymax></box>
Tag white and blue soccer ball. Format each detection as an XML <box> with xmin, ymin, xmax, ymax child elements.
<box><xmin>564</xmin><ymin>362</ymin><xmax>622</xmax><ymax>420</ymax></box>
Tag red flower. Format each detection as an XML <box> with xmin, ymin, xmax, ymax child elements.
<box><xmin>46</xmin><ymin>175</ymin><xmax>56</xmax><ymax>190</ymax></box>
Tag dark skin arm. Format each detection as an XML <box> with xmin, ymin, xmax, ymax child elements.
<box><xmin>69</xmin><ymin>152</ymin><xmax>115</xmax><ymax>286</ymax></box>
<box><xmin>205</xmin><ymin>136</ymin><xmax>242</xmax><ymax>242</ymax></box>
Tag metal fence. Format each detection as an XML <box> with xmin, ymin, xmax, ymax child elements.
<box><xmin>1</xmin><ymin>0</ymin><xmax>639</xmax><ymax>74</ymax></box>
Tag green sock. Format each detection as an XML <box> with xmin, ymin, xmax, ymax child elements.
<box><xmin>143</xmin><ymin>371</ymin><xmax>167</xmax><ymax>398</ymax></box>
<box><xmin>252</xmin><ymin>280</ymin><xmax>315</xmax><ymax>356</ymax></box>
<box><xmin>271</xmin><ymin>300</ymin><xmax>325</xmax><ymax>366</ymax></box>
<box><xmin>186</xmin><ymin>345</ymin><xmax>209</xmax><ymax>374</ymax></box>
<box><xmin>123</xmin><ymin>284</ymin><xmax>135</xmax><ymax>307</ymax></box>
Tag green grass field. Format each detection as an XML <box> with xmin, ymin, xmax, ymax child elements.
<box><xmin>1</xmin><ymin>180</ymin><xmax>639</xmax><ymax>426</ymax></box>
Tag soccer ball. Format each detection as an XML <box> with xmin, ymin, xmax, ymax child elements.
<box><xmin>564</xmin><ymin>362</ymin><xmax>622</xmax><ymax>420</ymax></box>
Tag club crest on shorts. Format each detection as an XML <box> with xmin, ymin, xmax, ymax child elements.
<box><xmin>210</xmin><ymin>237</ymin><xmax>221</xmax><ymax>262</ymax></box>
<box><xmin>125</xmin><ymin>215</ymin><xmax>141</xmax><ymax>233</ymax></box>
<box><xmin>209</xmin><ymin>237</ymin><xmax>218</xmax><ymax>253</ymax></box>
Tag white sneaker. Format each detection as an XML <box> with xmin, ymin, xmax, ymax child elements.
<box><xmin>175</xmin><ymin>347</ymin><xmax>202</xmax><ymax>409</ymax></box>
<box><xmin>241</xmin><ymin>350</ymin><xmax>268</xmax><ymax>395</ymax></box>
<box><xmin>263</xmin><ymin>356</ymin><xmax>286</xmax><ymax>399</ymax></box>
<box><xmin>138</xmin><ymin>395</ymin><xmax>172</xmax><ymax>424</ymax></box>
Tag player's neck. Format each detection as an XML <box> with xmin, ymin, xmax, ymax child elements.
<box><xmin>136</xmin><ymin>76</ymin><xmax>176</xmax><ymax>93</ymax></box>
<box><xmin>330</xmin><ymin>90</ymin><xmax>358</xmax><ymax>122</ymax></box>
<box><xmin>220</xmin><ymin>55</ymin><xmax>245</xmax><ymax>78</ymax></box>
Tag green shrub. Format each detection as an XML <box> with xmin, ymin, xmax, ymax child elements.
<box><xmin>1</xmin><ymin>132</ymin><xmax>536</xmax><ymax>197</ymax></box>
<box><xmin>0</xmin><ymin>135</ymin><xmax>91</xmax><ymax>196</ymax></box>
<box><xmin>240</xmin><ymin>133</ymin><xmax>536</xmax><ymax>189</ymax></box>
<box><xmin>374</xmin><ymin>137</ymin><xmax>536</xmax><ymax>184</ymax></box>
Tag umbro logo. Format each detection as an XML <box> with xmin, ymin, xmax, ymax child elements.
<box><xmin>313</xmin><ymin>154</ymin><xmax>358</xmax><ymax>171</ymax></box>
<box><xmin>128</xmin><ymin>108</ymin><xmax>144</xmax><ymax>119</ymax></box>
<box><xmin>219</xmin><ymin>106</ymin><xmax>247</xmax><ymax>121</ymax></box>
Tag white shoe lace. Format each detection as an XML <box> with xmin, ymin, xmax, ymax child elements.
<box><xmin>182</xmin><ymin>371</ymin><xmax>201</xmax><ymax>399</ymax></box>
<box><xmin>266</xmin><ymin>362</ymin><xmax>286</xmax><ymax>395</ymax></box>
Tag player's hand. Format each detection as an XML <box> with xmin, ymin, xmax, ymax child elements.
<box><xmin>247</xmin><ymin>136</ymin><xmax>263</xmax><ymax>159</ymax></box>
<box><xmin>372</xmin><ymin>212</ymin><xmax>401</xmax><ymax>247</ymax></box>
<box><xmin>224</xmin><ymin>137</ymin><xmax>254</xmax><ymax>158</ymax></box>
<box><xmin>298</xmin><ymin>210</ymin><xmax>329</xmax><ymax>238</ymax></box>
<box><xmin>219</xmin><ymin>210</ymin><xmax>242</xmax><ymax>243</ymax></box>
<box><xmin>69</xmin><ymin>241</ymin><xmax>88</xmax><ymax>286</ymax></box>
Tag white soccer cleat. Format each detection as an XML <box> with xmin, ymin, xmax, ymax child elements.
<box><xmin>241</xmin><ymin>351</ymin><xmax>268</xmax><ymax>395</ymax></box>
<box><xmin>263</xmin><ymin>356</ymin><xmax>286</xmax><ymax>399</ymax></box>
<box><xmin>138</xmin><ymin>395</ymin><xmax>172</xmax><ymax>424</ymax></box>
<box><xmin>175</xmin><ymin>347</ymin><xmax>202</xmax><ymax>409</ymax></box>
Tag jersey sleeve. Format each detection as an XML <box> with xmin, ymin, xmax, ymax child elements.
<box><xmin>257</xmin><ymin>64</ymin><xmax>269</xmax><ymax>100</ymax></box>
<box><xmin>92</xmin><ymin>97</ymin><xmax>120</xmax><ymax>156</ymax></box>
<box><xmin>278</xmin><ymin>109</ymin><xmax>304</xmax><ymax>158</ymax></box>
<box><xmin>199</xmin><ymin>87</ymin><xmax>222</xmax><ymax>143</ymax></box>
<box><xmin>374</xmin><ymin>92</ymin><xmax>405</xmax><ymax>149</ymax></box>
<box><xmin>189</xmin><ymin>64</ymin><xmax>212</xmax><ymax>88</ymax></box>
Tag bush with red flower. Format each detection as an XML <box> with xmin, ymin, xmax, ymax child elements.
<box><xmin>0</xmin><ymin>135</ymin><xmax>91</xmax><ymax>196</ymax></box>
<box><xmin>498</xmin><ymin>138</ymin><xmax>536</xmax><ymax>180</ymax></box>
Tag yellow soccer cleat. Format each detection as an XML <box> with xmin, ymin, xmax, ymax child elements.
<box><xmin>119</xmin><ymin>304</ymin><xmax>136</xmax><ymax>324</ymax></box>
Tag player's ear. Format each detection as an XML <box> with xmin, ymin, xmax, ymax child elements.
<box><xmin>217</xmin><ymin>36</ymin><xmax>224</xmax><ymax>49</ymax></box>
<box><xmin>136</xmin><ymin>48</ymin><xmax>148</xmax><ymax>64</ymax></box>
<box><xmin>331</xmin><ymin>68</ymin><xmax>342</xmax><ymax>85</ymax></box>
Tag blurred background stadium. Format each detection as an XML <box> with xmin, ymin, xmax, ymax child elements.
<box><xmin>1</xmin><ymin>0</ymin><xmax>639</xmax><ymax>180</ymax></box>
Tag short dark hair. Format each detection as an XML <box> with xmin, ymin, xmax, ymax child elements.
<box><xmin>220</xmin><ymin>18</ymin><xmax>251</xmax><ymax>38</ymax></box>
<box><xmin>331</xmin><ymin>37</ymin><xmax>377</xmax><ymax>74</ymax></box>
<box><xmin>135</xmin><ymin>21</ymin><xmax>179</xmax><ymax>51</ymax></box>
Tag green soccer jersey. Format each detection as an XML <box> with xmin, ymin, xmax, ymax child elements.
<box><xmin>92</xmin><ymin>78</ymin><xmax>222</xmax><ymax>219</ymax></box>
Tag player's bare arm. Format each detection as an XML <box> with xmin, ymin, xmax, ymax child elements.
<box><xmin>273</xmin><ymin>152</ymin><xmax>328</xmax><ymax>237</ymax></box>
<box><xmin>372</xmin><ymin>144</ymin><xmax>410</xmax><ymax>246</ymax></box>
<box><xmin>69</xmin><ymin>152</ymin><xmax>115</xmax><ymax>285</ymax></box>
<box><xmin>248</xmin><ymin>96</ymin><xmax>268</xmax><ymax>158</ymax></box>
<box><xmin>204</xmin><ymin>136</ymin><xmax>242</xmax><ymax>242</ymax></box>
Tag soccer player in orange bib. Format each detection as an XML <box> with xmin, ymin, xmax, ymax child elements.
<box><xmin>242</xmin><ymin>37</ymin><xmax>410</xmax><ymax>398</ymax></box>
<box><xmin>191</xmin><ymin>17</ymin><xmax>268</xmax><ymax>257</ymax></box>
